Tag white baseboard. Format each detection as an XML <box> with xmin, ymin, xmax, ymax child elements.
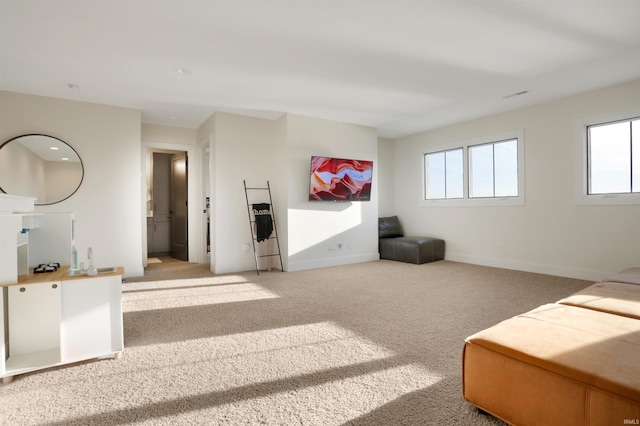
<box><xmin>288</xmin><ymin>253</ymin><xmax>380</xmax><ymax>272</ymax></box>
<box><xmin>445</xmin><ymin>253</ymin><xmax>609</xmax><ymax>282</ymax></box>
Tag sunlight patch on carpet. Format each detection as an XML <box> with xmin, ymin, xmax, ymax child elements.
<box><xmin>1</xmin><ymin>322</ymin><xmax>438</xmax><ymax>425</ymax></box>
<box><xmin>121</xmin><ymin>322</ymin><xmax>441</xmax><ymax>424</ymax></box>
<box><xmin>0</xmin><ymin>320</ymin><xmax>443</xmax><ymax>424</ymax></box>
<box><xmin>122</xmin><ymin>281</ymin><xmax>279</xmax><ymax>312</ymax></box>
<box><xmin>184</xmin><ymin>363</ymin><xmax>444</xmax><ymax>425</ymax></box>
<box><xmin>125</xmin><ymin>321</ymin><xmax>396</xmax><ymax>371</ymax></box>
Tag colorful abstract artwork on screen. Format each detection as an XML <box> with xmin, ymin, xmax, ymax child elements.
<box><xmin>309</xmin><ymin>156</ymin><xmax>373</xmax><ymax>201</ymax></box>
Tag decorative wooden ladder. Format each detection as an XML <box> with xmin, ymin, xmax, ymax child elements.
<box><xmin>243</xmin><ymin>180</ymin><xmax>283</xmax><ymax>275</ymax></box>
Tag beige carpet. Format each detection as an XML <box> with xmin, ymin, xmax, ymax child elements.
<box><xmin>0</xmin><ymin>260</ymin><xmax>592</xmax><ymax>425</ymax></box>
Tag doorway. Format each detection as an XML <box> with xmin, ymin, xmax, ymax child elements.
<box><xmin>147</xmin><ymin>151</ymin><xmax>188</xmax><ymax>261</ymax></box>
<box><xmin>170</xmin><ymin>152</ymin><xmax>188</xmax><ymax>261</ymax></box>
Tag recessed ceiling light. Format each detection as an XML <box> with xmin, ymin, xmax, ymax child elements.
<box><xmin>175</xmin><ymin>67</ymin><xmax>192</xmax><ymax>76</ymax></box>
<box><xmin>61</xmin><ymin>157</ymin><xmax>69</xmax><ymax>161</ymax></box>
<box><xmin>50</xmin><ymin>146</ymin><xmax>59</xmax><ymax>150</ymax></box>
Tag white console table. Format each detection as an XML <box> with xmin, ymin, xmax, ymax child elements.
<box><xmin>1</xmin><ymin>265</ymin><xmax>124</xmax><ymax>383</ymax></box>
<box><xmin>1</xmin><ymin>206</ymin><xmax>124</xmax><ymax>383</ymax></box>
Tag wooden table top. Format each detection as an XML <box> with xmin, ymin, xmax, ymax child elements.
<box><xmin>6</xmin><ymin>265</ymin><xmax>125</xmax><ymax>287</ymax></box>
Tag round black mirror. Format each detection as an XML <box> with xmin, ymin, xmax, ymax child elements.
<box><xmin>0</xmin><ymin>134</ymin><xmax>84</xmax><ymax>205</ymax></box>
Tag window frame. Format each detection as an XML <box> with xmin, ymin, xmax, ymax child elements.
<box><xmin>420</xmin><ymin>130</ymin><xmax>525</xmax><ymax>207</ymax></box>
<box><xmin>468</xmin><ymin>138</ymin><xmax>520</xmax><ymax>199</ymax></box>
<box><xmin>423</xmin><ymin>147</ymin><xmax>464</xmax><ymax>200</ymax></box>
<box><xmin>576</xmin><ymin>110</ymin><xmax>640</xmax><ymax>206</ymax></box>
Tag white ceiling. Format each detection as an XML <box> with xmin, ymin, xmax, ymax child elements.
<box><xmin>2</xmin><ymin>1</ymin><xmax>640</xmax><ymax>139</ymax></box>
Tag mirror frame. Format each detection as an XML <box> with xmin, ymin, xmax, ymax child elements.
<box><xmin>0</xmin><ymin>134</ymin><xmax>85</xmax><ymax>205</ymax></box>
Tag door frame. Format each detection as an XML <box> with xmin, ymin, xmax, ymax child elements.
<box><xmin>199</xmin><ymin>136</ymin><xmax>213</xmax><ymax>271</ymax></box>
<box><xmin>141</xmin><ymin>141</ymin><xmax>201</xmax><ymax>266</ymax></box>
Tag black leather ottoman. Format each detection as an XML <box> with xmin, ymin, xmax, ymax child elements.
<box><xmin>378</xmin><ymin>216</ymin><xmax>445</xmax><ymax>265</ymax></box>
<box><xmin>379</xmin><ymin>236</ymin><xmax>445</xmax><ymax>264</ymax></box>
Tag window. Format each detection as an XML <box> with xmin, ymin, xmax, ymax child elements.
<box><xmin>424</xmin><ymin>148</ymin><xmax>463</xmax><ymax>199</ymax></box>
<box><xmin>587</xmin><ymin>118</ymin><xmax>639</xmax><ymax>195</ymax></box>
<box><xmin>422</xmin><ymin>131</ymin><xmax>523</xmax><ymax>206</ymax></box>
<box><xmin>469</xmin><ymin>139</ymin><xmax>519</xmax><ymax>198</ymax></box>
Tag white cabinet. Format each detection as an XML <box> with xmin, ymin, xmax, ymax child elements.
<box><xmin>0</xmin><ymin>210</ymin><xmax>124</xmax><ymax>383</ymax></box>
<box><xmin>0</xmin><ymin>268</ymin><xmax>124</xmax><ymax>383</ymax></box>
<box><xmin>7</xmin><ymin>282</ymin><xmax>61</xmax><ymax>372</ymax></box>
<box><xmin>61</xmin><ymin>275</ymin><xmax>123</xmax><ymax>362</ymax></box>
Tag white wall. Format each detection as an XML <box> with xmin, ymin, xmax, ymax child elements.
<box><xmin>13</xmin><ymin>78</ymin><xmax>634</xmax><ymax>281</ymax></box>
<box><xmin>272</xmin><ymin>115</ymin><xmax>290</xmax><ymax>270</ymax></box>
<box><xmin>392</xmin><ymin>79</ymin><xmax>640</xmax><ymax>281</ymax></box>
<box><xmin>207</xmin><ymin>112</ymin><xmax>281</xmax><ymax>274</ymax></box>
<box><xmin>286</xmin><ymin>114</ymin><xmax>379</xmax><ymax>271</ymax></box>
<box><xmin>196</xmin><ymin>111</ymin><xmax>379</xmax><ymax>274</ymax></box>
<box><xmin>0</xmin><ymin>91</ymin><xmax>143</xmax><ymax>278</ymax></box>
<box><xmin>377</xmin><ymin>137</ymin><xmax>395</xmax><ymax>217</ymax></box>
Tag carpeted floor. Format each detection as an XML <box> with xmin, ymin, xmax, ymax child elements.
<box><xmin>0</xmin><ymin>260</ymin><xmax>593</xmax><ymax>425</ymax></box>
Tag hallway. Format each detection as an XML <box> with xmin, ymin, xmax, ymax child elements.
<box><xmin>125</xmin><ymin>257</ymin><xmax>213</xmax><ymax>283</ymax></box>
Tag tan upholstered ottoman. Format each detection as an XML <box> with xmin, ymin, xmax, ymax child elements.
<box><xmin>605</xmin><ymin>267</ymin><xmax>640</xmax><ymax>285</ymax></box>
<box><xmin>558</xmin><ymin>280</ymin><xmax>640</xmax><ymax>320</ymax></box>
<box><xmin>463</xmin><ymin>304</ymin><xmax>640</xmax><ymax>426</ymax></box>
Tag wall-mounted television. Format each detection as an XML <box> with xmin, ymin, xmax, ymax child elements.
<box><xmin>308</xmin><ymin>155</ymin><xmax>373</xmax><ymax>202</ymax></box>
